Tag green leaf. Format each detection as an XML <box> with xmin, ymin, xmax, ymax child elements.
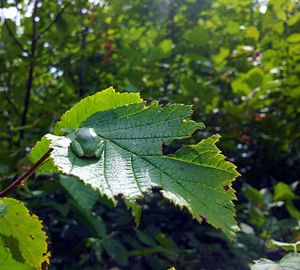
<box><xmin>212</xmin><ymin>47</ymin><xmax>230</xmax><ymax>64</ymax></box>
<box><xmin>0</xmin><ymin>198</ymin><xmax>50</xmax><ymax>269</ymax></box>
<box><xmin>244</xmin><ymin>185</ymin><xmax>264</xmax><ymax>204</ymax></box>
<box><xmin>60</xmin><ymin>175</ymin><xmax>98</xmax><ymax>212</ymax></box>
<box><xmin>269</xmin><ymin>240</ymin><xmax>300</xmax><ymax>252</ymax></box>
<box><xmin>244</xmin><ymin>67</ymin><xmax>264</xmax><ymax>89</ymax></box>
<box><xmin>0</xmin><ymin>163</ymin><xmax>10</xmax><ymax>176</ymax></box>
<box><xmin>102</xmin><ymin>237</ymin><xmax>128</xmax><ymax>265</ymax></box>
<box><xmin>0</xmin><ymin>237</ymin><xmax>33</xmax><ymax>270</ymax></box>
<box><xmin>0</xmin><ymin>203</ymin><xmax>8</xmax><ymax>217</ymax></box>
<box><xmin>60</xmin><ymin>175</ymin><xmax>107</xmax><ymax>237</ymax></box>
<box><xmin>287</xmin><ymin>33</ymin><xmax>300</xmax><ymax>43</ymax></box>
<box><xmin>150</xmin><ymin>39</ymin><xmax>173</xmax><ymax>60</ymax></box>
<box><xmin>274</xmin><ymin>182</ymin><xmax>299</xmax><ymax>201</ymax></box>
<box><xmin>245</xmin><ymin>26</ymin><xmax>260</xmax><ymax>41</ymax></box>
<box><xmin>251</xmin><ymin>253</ymin><xmax>300</xmax><ymax>270</ymax></box>
<box><xmin>135</xmin><ymin>229</ymin><xmax>156</xmax><ymax>246</ymax></box>
<box><xmin>159</xmin><ymin>39</ymin><xmax>173</xmax><ymax>55</ymax></box>
<box><xmin>285</xmin><ymin>201</ymin><xmax>300</xmax><ymax>220</ymax></box>
<box><xmin>29</xmin><ymin>136</ymin><xmax>58</xmax><ymax>173</ymax></box>
<box><xmin>42</xmin><ymin>91</ymin><xmax>239</xmax><ymax>239</ymax></box>
<box><xmin>232</xmin><ymin>67</ymin><xmax>264</xmax><ymax>95</ymax></box>
<box><xmin>53</xmin><ymin>86</ymin><xmax>142</xmax><ymax>135</ymax></box>
<box><xmin>125</xmin><ymin>198</ymin><xmax>142</xmax><ymax>226</ymax></box>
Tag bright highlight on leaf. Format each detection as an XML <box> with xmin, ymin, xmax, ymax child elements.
<box><xmin>30</xmin><ymin>87</ymin><xmax>240</xmax><ymax>239</ymax></box>
<box><xmin>251</xmin><ymin>253</ymin><xmax>300</xmax><ymax>270</ymax></box>
<box><xmin>0</xmin><ymin>198</ymin><xmax>50</xmax><ymax>270</ymax></box>
<box><xmin>30</xmin><ymin>86</ymin><xmax>142</xmax><ymax>172</ymax></box>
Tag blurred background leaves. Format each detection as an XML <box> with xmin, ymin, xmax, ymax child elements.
<box><xmin>0</xmin><ymin>0</ymin><xmax>300</xmax><ymax>269</ymax></box>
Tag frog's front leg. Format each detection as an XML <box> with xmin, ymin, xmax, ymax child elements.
<box><xmin>95</xmin><ymin>141</ymin><xmax>105</xmax><ymax>158</ymax></box>
<box><xmin>71</xmin><ymin>140</ymin><xmax>84</xmax><ymax>157</ymax></box>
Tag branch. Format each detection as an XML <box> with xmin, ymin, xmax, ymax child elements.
<box><xmin>79</xmin><ymin>25</ymin><xmax>88</xmax><ymax>97</ymax></box>
<box><xmin>3</xmin><ymin>72</ymin><xmax>21</xmax><ymax>116</ymax></box>
<box><xmin>19</xmin><ymin>0</ymin><xmax>39</xmax><ymax>141</ymax></box>
<box><xmin>3</xmin><ymin>20</ymin><xmax>28</xmax><ymax>53</ymax></box>
<box><xmin>0</xmin><ymin>148</ymin><xmax>53</xmax><ymax>197</ymax></box>
<box><xmin>38</xmin><ymin>2</ymin><xmax>71</xmax><ymax>38</ymax></box>
<box><xmin>0</xmin><ymin>0</ymin><xmax>27</xmax><ymax>53</ymax></box>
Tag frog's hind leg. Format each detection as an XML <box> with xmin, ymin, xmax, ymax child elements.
<box><xmin>71</xmin><ymin>140</ymin><xmax>84</xmax><ymax>157</ymax></box>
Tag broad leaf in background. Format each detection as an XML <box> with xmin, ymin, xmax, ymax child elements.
<box><xmin>32</xmin><ymin>89</ymin><xmax>240</xmax><ymax>239</ymax></box>
<box><xmin>251</xmin><ymin>253</ymin><xmax>300</xmax><ymax>270</ymax></box>
<box><xmin>59</xmin><ymin>175</ymin><xmax>107</xmax><ymax>238</ymax></box>
<box><xmin>0</xmin><ymin>198</ymin><xmax>50</xmax><ymax>270</ymax></box>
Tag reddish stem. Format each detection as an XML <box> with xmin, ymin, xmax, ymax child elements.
<box><xmin>0</xmin><ymin>149</ymin><xmax>53</xmax><ymax>197</ymax></box>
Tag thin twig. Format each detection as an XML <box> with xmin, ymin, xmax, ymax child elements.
<box><xmin>3</xmin><ymin>20</ymin><xmax>28</xmax><ymax>53</ymax></box>
<box><xmin>38</xmin><ymin>2</ymin><xmax>71</xmax><ymax>38</ymax></box>
<box><xmin>0</xmin><ymin>148</ymin><xmax>53</xmax><ymax>197</ymax></box>
<box><xmin>0</xmin><ymin>0</ymin><xmax>28</xmax><ymax>54</ymax></box>
<box><xmin>19</xmin><ymin>0</ymin><xmax>39</xmax><ymax>141</ymax></box>
<box><xmin>79</xmin><ymin>25</ymin><xmax>88</xmax><ymax>97</ymax></box>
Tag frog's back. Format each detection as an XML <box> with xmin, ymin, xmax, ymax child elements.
<box><xmin>76</xmin><ymin>128</ymin><xmax>99</xmax><ymax>156</ymax></box>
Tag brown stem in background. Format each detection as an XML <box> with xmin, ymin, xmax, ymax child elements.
<box><xmin>79</xmin><ymin>25</ymin><xmax>88</xmax><ymax>97</ymax></box>
<box><xmin>3</xmin><ymin>20</ymin><xmax>28</xmax><ymax>53</ymax></box>
<box><xmin>0</xmin><ymin>149</ymin><xmax>53</xmax><ymax>197</ymax></box>
<box><xmin>19</xmin><ymin>0</ymin><xmax>39</xmax><ymax>142</ymax></box>
<box><xmin>162</xmin><ymin>0</ymin><xmax>176</xmax><ymax>98</ymax></box>
<box><xmin>0</xmin><ymin>0</ymin><xmax>27</xmax><ymax>53</ymax></box>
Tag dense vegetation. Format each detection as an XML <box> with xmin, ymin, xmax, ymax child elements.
<box><xmin>0</xmin><ymin>0</ymin><xmax>299</xmax><ymax>269</ymax></box>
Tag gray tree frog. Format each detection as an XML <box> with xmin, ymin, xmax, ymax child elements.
<box><xmin>68</xmin><ymin>128</ymin><xmax>104</xmax><ymax>158</ymax></box>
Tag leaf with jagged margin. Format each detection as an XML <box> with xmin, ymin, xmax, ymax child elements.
<box><xmin>0</xmin><ymin>198</ymin><xmax>50</xmax><ymax>269</ymax></box>
<box><xmin>29</xmin><ymin>136</ymin><xmax>58</xmax><ymax>173</ymax></box>
<box><xmin>53</xmin><ymin>86</ymin><xmax>142</xmax><ymax>135</ymax></box>
<box><xmin>45</xmin><ymin>101</ymin><xmax>239</xmax><ymax>239</ymax></box>
<box><xmin>29</xmin><ymin>87</ymin><xmax>142</xmax><ymax>172</ymax></box>
<box><xmin>251</xmin><ymin>253</ymin><xmax>300</xmax><ymax>270</ymax></box>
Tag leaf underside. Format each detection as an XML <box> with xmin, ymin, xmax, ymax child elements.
<box><xmin>44</xmin><ymin>99</ymin><xmax>239</xmax><ymax>239</ymax></box>
<box><xmin>251</xmin><ymin>253</ymin><xmax>300</xmax><ymax>270</ymax></box>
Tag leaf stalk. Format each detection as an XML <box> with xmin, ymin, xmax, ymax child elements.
<box><xmin>0</xmin><ymin>149</ymin><xmax>53</xmax><ymax>197</ymax></box>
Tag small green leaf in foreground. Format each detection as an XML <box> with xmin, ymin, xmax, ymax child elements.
<box><xmin>0</xmin><ymin>198</ymin><xmax>50</xmax><ymax>269</ymax></box>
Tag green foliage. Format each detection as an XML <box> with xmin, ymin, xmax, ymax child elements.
<box><xmin>52</xmin><ymin>86</ymin><xmax>142</xmax><ymax>135</ymax></box>
<box><xmin>29</xmin><ymin>87</ymin><xmax>142</xmax><ymax>172</ymax></box>
<box><xmin>251</xmin><ymin>253</ymin><xmax>300</xmax><ymax>270</ymax></box>
<box><xmin>0</xmin><ymin>198</ymin><xmax>49</xmax><ymax>269</ymax></box>
<box><xmin>1</xmin><ymin>0</ymin><xmax>300</xmax><ymax>268</ymax></box>
<box><xmin>32</xmin><ymin>89</ymin><xmax>239</xmax><ymax>239</ymax></box>
<box><xmin>0</xmin><ymin>239</ymin><xmax>33</xmax><ymax>270</ymax></box>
